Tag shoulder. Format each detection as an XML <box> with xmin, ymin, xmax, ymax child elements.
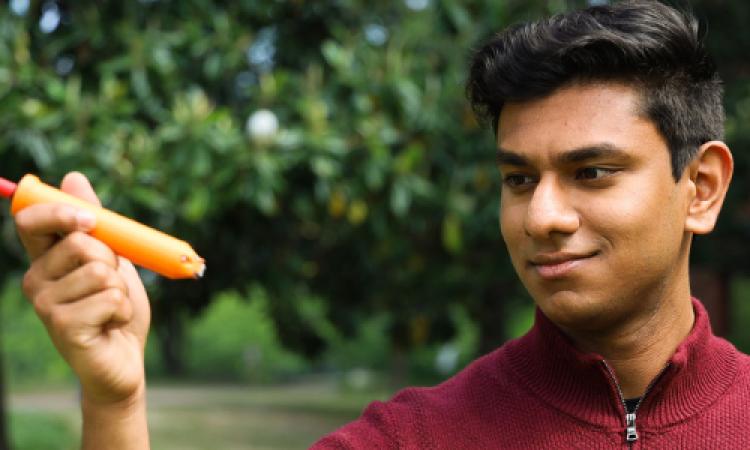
<box><xmin>706</xmin><ymin>336</ymin><xmax>750</xmax><ymax>402</ymax></box>
<box><xmin>694</xmin><ymin>340</ymin><xmax>750</xmax><ymax>434</ymax></box>
<box><xmin>731</xmin><ymin>344</ymin><xmax>750</xmax><ymax>385</ymax></box>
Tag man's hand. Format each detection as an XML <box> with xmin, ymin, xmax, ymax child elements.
<box><xmin>14</xmin><ymin>172</ymin><xmax>150</xmax><ymax>449</ymax></box>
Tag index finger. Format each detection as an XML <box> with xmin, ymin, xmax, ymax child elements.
<box><xmin>14</xmin><ymin>203</ymin><xmax>97</xmax><ymax>261</ymax></box>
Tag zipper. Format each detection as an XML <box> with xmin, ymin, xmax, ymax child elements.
<box><xmin>601</xmin><ymin>360</ymin><xmax>671</xmax><ymax>448</ymax></box>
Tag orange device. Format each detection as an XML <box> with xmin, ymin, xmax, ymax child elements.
<box><xmin>2</xmin><ymin>174</ymin><xmax>205</xmax><ymax>279</ymax></box>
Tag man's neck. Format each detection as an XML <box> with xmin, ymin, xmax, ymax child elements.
<box><xmin>564</xmin><ymin>290</ymin><xmax>695</xmax><ymax>399</ymax></box>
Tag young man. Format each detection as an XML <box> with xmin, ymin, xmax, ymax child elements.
<box><xmin>13</xmin><ymin>0</ymin><xmax>744</xmax><ymax>448</ymax></box>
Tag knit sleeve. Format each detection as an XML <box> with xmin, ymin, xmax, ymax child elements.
<box><xmin>309</xmin><ymin>400</ymin><xmax>401</xmax><ymax>449</ymax></box>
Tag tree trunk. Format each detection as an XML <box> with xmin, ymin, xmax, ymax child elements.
<box><xmin>389</xmin><ymin>346</ymin><xmax>409</xmax><ymax>389</ymax></box>
<box><xmin>158</xmin><ymin>313</ymin><xmax>186</xmax><ymax>377</ymax></box>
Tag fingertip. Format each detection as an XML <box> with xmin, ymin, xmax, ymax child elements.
<box><xmin>61</xmin><ymin>171</ymin><xmax>88</xmax><ymax>185</ymax></box>
<box><xmin>75</xmin><ymin>210</ymin><xmax>96</xmax><ymax>231</ymax></box>
<box><xmin>61</xmin><ymin>172</ymin><xmax>101</xmax><ymax>207</ymax></box>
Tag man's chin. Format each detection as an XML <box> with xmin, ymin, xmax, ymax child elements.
<box><xmin>533</xmin><ymin>290</ymin><xmax>613</xmax><ymax>332</ymax></box>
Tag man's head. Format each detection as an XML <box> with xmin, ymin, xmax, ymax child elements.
<box><xmin>466</xmin><ymin>1</ymin><xmax>733</xmax><ymax>333</ymax></box>
<box><xmin>467</xmin><ymin>0</ymin><xmax>724</xmax><ymax>181</ymax></box>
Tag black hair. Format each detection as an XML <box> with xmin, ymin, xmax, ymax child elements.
<box><xmin>466</xmin><ymin>0</ymin><xmax>724</xmax><ymax>180</ymax></box>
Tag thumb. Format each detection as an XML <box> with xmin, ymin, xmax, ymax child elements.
<box><xmin>60</xmin><ymin>172</ymin><xmax>102</xmax><ymax>207</ymax></box>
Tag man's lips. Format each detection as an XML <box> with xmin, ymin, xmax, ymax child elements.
<box><xmin>528</xmin><ymin>252</ymin><xmax>599</xmax><ymax>279</ymax></box>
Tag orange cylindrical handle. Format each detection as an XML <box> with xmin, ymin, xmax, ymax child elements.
<box><xmin>10</xmin><ymin>174</ymin><xmax>205</xmax><ymax>279</ymax></box>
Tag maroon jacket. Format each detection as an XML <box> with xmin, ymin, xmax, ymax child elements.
<box><xmin>313</xmin><ymin>299</ymin><xmax>750</xmax><ymax>449</ymax></box>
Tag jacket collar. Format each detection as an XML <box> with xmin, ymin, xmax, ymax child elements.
<box><xmin>504</xmin><ymin>298</ymin><xmax>738</xmax><ymax>429</ymax></box>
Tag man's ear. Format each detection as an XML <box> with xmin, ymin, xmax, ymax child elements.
<box><xmin>684</xmin><ymin>141</ymin><xmax>733</xmax><ymax>235</ymax></box>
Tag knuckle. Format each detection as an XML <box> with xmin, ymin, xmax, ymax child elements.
<box><xmin>13</xmin><ymin>210</ymin><xmax>32</xmax><ymax>233</ymax></box>
<box><xmin>107</xmin><ymin>288</ymin><xmax>132</xmax><ymax>323</ymax></box>
<box><xmin>32</xmin><ymin>291</ymin><xmax>53</xmax><ymax>322</ymax></box>
<box><xmin>21</xmin><ymin>270</ymin><xmax>38</xmax><ymax>299</ymax></box>
<box><xmin>107</xmin><ymin>287</ymin><xmax>125</xmax><ymax>304</ymax></box>
<box><xmin>64</xmin><ymin>232</ymin><xmax>90</xmax><ymax>255</ymax></box>
<box><xmin>84</xmin><ymin>261</ymin><xmax>112</xmax><ymax>285</ymax></box>
<box><xmin>64</xmin><ymin>232</ymin><xmax>114</xmax><ymax>267</ymax></box>
<box><xmin>48</xmin><ymin>308</ymin><xmax>70</xmax><ymax>332</ymax></box>
<box><xmin>51</xmin><ymin>204</ymin><xmax>75</xmax><ymax>227</ymax></box>
<box><xmin>65</xmin><ymin>230</ymin><xmax>85</xmax><ymax>247</ymax></box>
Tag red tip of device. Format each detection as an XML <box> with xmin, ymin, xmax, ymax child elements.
<box><xmin>0</xmin><ymin>177</ymin><xmax>17</xmax><ymax>199</ymax></box>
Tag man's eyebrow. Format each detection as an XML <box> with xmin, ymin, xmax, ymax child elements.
<box><xmin>496</xmin><ymin>148</ymin><xmax>530</xmax><ymax>167</ymax></box>
<box><xmin>554</xmin><ymin>143</ymin><xmax>630</xmax><ymax>165</ymax></box>
<box><xmin>496</xmin><ymin>143</ymin><xmax>630</xmax><ymax>167</ymax></box>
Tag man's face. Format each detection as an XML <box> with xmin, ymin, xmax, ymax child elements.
<box><xmin>497</xmin><ymin>83</ymin><xmax>694</xmax><ymax>332</ymax></box>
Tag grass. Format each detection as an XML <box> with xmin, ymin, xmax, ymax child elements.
<box><xmin>9</xmin><ymin>378</ymin><xmax>392</xmax><ymax>450</ymax></box>
<box><xmin>10</xmin><ymin>411</ymin><xmax>78</xmax><ymax>450</ymax></box>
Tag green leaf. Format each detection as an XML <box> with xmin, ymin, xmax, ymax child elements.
<box><xmin>442</xmin><ymin>213</ymin><xmax>463</xmax><ymax>254</ymax></box>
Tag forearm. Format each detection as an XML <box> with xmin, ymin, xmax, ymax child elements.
<box><xmin>81</xmin><ymin>384</ymin><xmax>150</xmax><ymax>450</ymax></box>
<box><xmin>13</xmin><ymin>175</ymin><xmax>152</xmax><ymax>450</ymax></box>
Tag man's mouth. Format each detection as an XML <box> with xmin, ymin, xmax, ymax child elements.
<box><xmin>528</xmin><ymin>251</ymin><xmax>599</xmax><ymax>279</ymax></box>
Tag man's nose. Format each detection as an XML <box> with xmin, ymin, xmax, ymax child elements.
<box><xmin>524</xmin><ymin>175</ymin><xmax>580</xmax><ymax>239</ymax></box>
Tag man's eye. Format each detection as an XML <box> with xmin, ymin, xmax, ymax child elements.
<box><xmin>575</xmin><ymin>167</ymin><xmax>616</xmax><ymax>180</ymax></box>
<box><xmin>503</xmin><ymin>174</ymin><xmax>536</xmax><ymax>188</ymax></box>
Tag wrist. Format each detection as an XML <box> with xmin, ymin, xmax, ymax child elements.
<box><xmin>81</xmin><ymin>382</ymin><xmax>149</xmax><ymax>450</ymax></box>
<box><xmin>82</xmin><ymin>381</ymin><xmax>145</xmax><ymax>414</ymax></box>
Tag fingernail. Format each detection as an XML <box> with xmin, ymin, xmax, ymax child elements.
<box><xmin>75</xmin><ymin>211</ymin><xmax>96</xmax><ymax>230</ymax></box>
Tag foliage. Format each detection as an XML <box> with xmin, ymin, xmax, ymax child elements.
<box><xmin>0</xmin><ymin>0</ymin><xmax>748</xmax><ymax>379</ymax></box>
<box><xmin>0</xmin><ymin>0</ymin><xmax>521</xmax><ymax>373</ymax></box>
<box><xmin>185</xmin><ymin>286</ymin><xmax>306</xmax><ymax>382</ymax></box>
<box><xmin>404</xmin><ymin>304</ymin><xmax>481</xmax><ymax>383</ymax></box>
<box><xmin>728</xmin><ymin>277</ymin><xmax>750</xmax><ymax>353</ymax></box>
<box><xmin>0</xmin><ymin>276</ymin><xmax>73</xmax><ymax>387</ymax></box>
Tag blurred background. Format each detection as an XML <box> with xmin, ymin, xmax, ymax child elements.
<box><xmin>0</xmin><ymin>0</ymin><xmax>747</xmax><ymax>448</ymax></box>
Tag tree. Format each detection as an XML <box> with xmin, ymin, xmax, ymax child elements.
<box><xmin>0</xmin><ymin>0</ymin><xmax>537</xmax><ymax>377</ymax></box>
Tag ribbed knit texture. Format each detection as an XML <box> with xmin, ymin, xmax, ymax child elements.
<box><xmin>312</xmin><ymin>298</ymin><xmax>750</xmax><ymax>449</ymax></box>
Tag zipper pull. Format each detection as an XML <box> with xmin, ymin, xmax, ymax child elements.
<box><xmin>626</xmin><ymin>412</ymin><xmax>638</xmax><ymax>442</ymax></box>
